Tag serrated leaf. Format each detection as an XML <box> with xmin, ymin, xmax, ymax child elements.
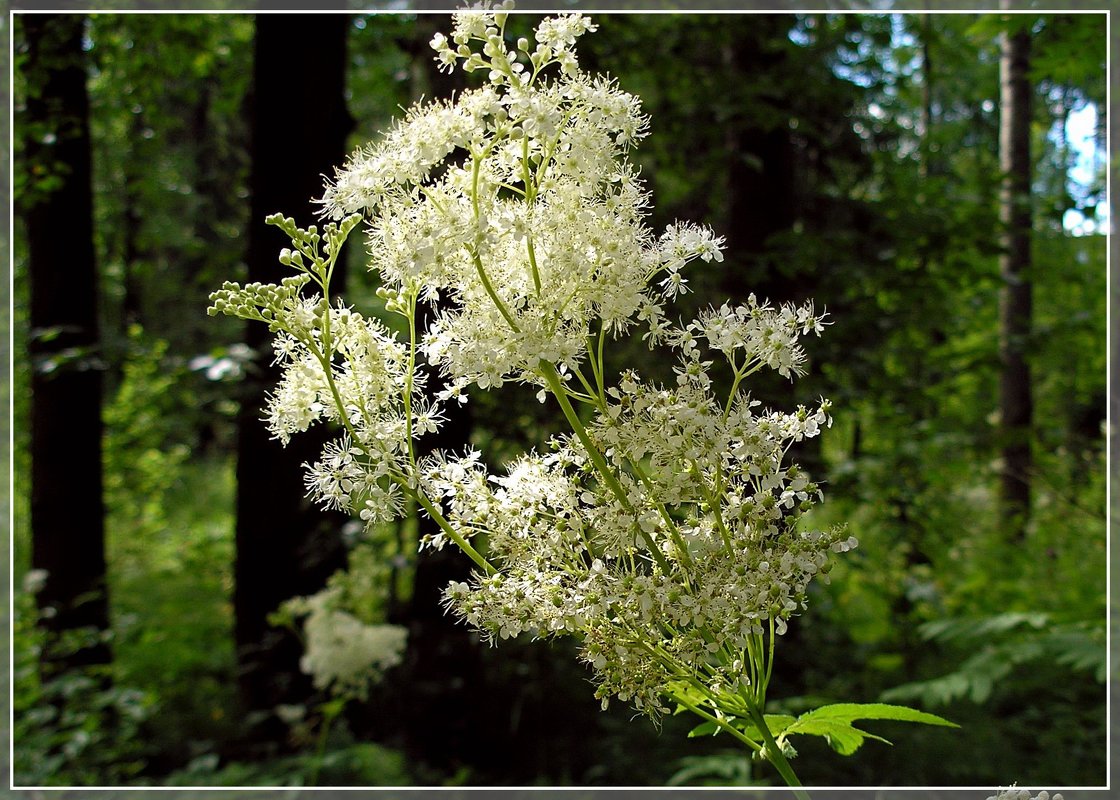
<box><xmin>788</xmin><ymin>719</ymin><xmax>891</xmax><ymax>755</ymax></box>
<box><xmin>918</xmin><ymin>613</ymin><xmax>1049</xmax><ymax>644</ymax></box>
<box><xmin>782</xmin><ymin>703</ymin><xmax>957</xmax><ymax>757</ymax></box>
<box><xmin>799</xmin><ymin>703</ymin><xmax>958</xmax><ymax>727</ymax></box>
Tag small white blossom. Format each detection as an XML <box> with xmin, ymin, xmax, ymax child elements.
<box><xmin>289</xmin><ymin>587</ymin><xmax>408</xmax><ymax>700</ymax></box>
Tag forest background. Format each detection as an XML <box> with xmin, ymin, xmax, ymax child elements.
<box><xmin>8</xmin><ymin>5</ymin><xmax>1111</xmax><ymax>790</ymax></box>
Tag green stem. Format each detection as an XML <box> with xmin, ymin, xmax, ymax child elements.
<box><xmin>467</xmin><ymin>150</ymin><xmax>521</xmax><ymax>332</ymax></box>
<box><xmin>570</xmin><ymin>364</ymin><xmax>601</xmax><ymax>403</ymax></box>
<box><xmin>567</xmin><ymin>353</ymin><xmax>693</xmax><ymax>569</ymax></box>
<box><xmin>591</xmin><ymin>324</ymin><xmax>607</xmax><ymax>399</ymax></box>
<box><xmin>308</xmin><ymin>701</ymin><xmax>341</xmax><ymax>785</ymax></box>
<box><xmin>744</xmin><ymin>636</ymin><xmax>760</xmax><ymax>698</ymax></box>
<box><xmin>411</xmin><ymin>487</ymin><xmax>496</xmax><ymax>577</ymax></box>
<box><xmin>526</xmin><ymin>236</ymin><xmax>542</xmax><ymax>296</ymax></box>
<box><xmin>629</xmin><ymin>463</ymin><xmax>695</xmax><ymax>570</ymax></box>
<box><xmin>674</xmin><ymin>693</ymin><xmax>762</xmax><ymax>755</ymax></box>
<box><xmin>521</xmin><ymin>136</ymin><xmax>543</xmax><ymax>296</ymax></box>
<box><xmin>744</xmin><ymin>702</ymin><xmax>808</xmax><ymax>798</ymax></box>
<box><xmin>722</xmin><ymin>359</ymin><xmax>764</xmax><ymax>421</ymax></box>
<box><xmin>404</xmin><ymin>290</ymin><xmax>418</xmax><ymax>470</ymax></box>
<box><xmin>538</xmin><ymin>362</ymin><xmax>672</xmax><ymax>574</ymax></box>
<box><xmin>470</xmin><ymin>248</ymin><xmax>519</xmax><ymax>332</ymax></box>
<box><xmin>765</xmin><ymin>617</ymin><xmax>777</xmax><ymax>700</ymax></box>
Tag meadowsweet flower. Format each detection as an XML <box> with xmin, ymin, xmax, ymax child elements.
<box><xmin>317</xmin><ymin>12</ymin><xmax>721</xmax><ymax>399</ymax></box>
<box><xmin>212</xmin><ymin>3</ymin><xmax>851</xmax><ymax>748</ymax></box>
<box><xmin>288</xmin><ymin>588</ymin><xmax>407</xmax><ymax>700</ymax></box>
<box><xmin>440</xmin><ymin>358</ymin><xmax>846</xmax><ymax>714</ymax></box>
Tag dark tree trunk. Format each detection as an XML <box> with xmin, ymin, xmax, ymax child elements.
<box><xmin>997</xmin><ymin>11</ymin><xmax>1034</xmax><ymax>539</ymax></box>
<box><xmin>21</xmin><ymin>14</ymin><xmax>112</xmax><ymax>675</ymax></box>
<box><xmin>719</xmin><ymin>16</ymin><xmax>816</xmax><ymax>477</ymax></box>
<box><xmin>233</xmin><ymin>14</ymin><xmax>354</xmax><ymax>732</ymax></box>
<box><xmin>720</xmin><ymin>22</ymin><xmax>796</xmax><ymax>303</ymax></box>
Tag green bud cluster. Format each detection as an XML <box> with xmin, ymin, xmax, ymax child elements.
<box><xmin>267</xmin><ymin>212</ymin><xmax>363</xmax><ymax>282</ymax></box>
<box><xmin>207</xmin><ymin>211</ymin><xmax>363</xmax><ymax>331</ymax></box>
<box><xmin>207</xmin><ymin>274</ymin><xmax>312</xmax><ymax>326</ymax></box>
<box><xmin>375</xmin><ymin>286</ymin><xmax>412</xmax><ymax>316</ymax></box>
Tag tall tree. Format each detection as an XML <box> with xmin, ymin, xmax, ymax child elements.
<box><xmin>997</xmin><ymin>10</ymin><xmax>1034</xmax><ymax>538</ymax></box>
<box><xmin>234</xmin><ymin>14</ymin><xmax>353</xmax><ymax>731</ymax></box>
<box><xmin>19</xmin><ymin>14</ymin><xmax>111</xmax><ymax>674</ymax></box>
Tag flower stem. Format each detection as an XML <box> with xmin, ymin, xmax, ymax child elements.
<box><xmin>744</xmin><ymin>702</ymin><xmax>808</xmax><ymax>799</ymax></box>
<box><xmin>539</xmin><ymin>361</ymin><xmax>672</xmax><ymax>574</ymax></box>
<box><xmin>470</xmin><ymin>248</ymin><xmax>519</xmax><ymax>331</ymax></box>
<box><xmin>404</xmin><ymin>290</ymin><xmax>418</xmax><ymax>471</ymax></box>
<box><xmin>411</xmin><ymin>488</ymin><xmax>496</xmax><ymax>576</ymax></box>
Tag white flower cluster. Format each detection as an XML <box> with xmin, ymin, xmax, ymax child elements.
<box><xmin>680</xmin><ymin>296</ymin><xmax>828</xmax><ymax>379</ymax></box>
<box><xmin>211</xmin><ymin>7</ymin><xmax>846</xmax><ymax>725</ymax></box>
<box><xmin>438</xmin><ymin>355</ymin><xmax>845</xmax><ymax>714</ymax></box>
<box><xmin>209</xmin><ymin>216</ymin><xmax>430</xmax><ymax>532</ymax></box>
<box><xmin>986</xmin><ymin>790</ymin><xmax>1063</xmax><ymax>800</ymax></box>
<box><xmin>321</xmin><ymin>8</ymin><xmax>722</xmax><ymax>400</ymax></box>
<box><xmin>287</xmin><ymin>588</ymin><xmax>408</xmax><ymax>700</ymax></box>
<box><xmin>431</xmin><ymin>2</ymin><xmax>595</xmax><ymax>82</ymax></box>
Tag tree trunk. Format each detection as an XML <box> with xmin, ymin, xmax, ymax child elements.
<box><xmin>719</xmin><ymin>16</ymin><xmax>796</xmax><ymax>302</ymax></box>
<box><xmin>997</xmin><ymin>11</ymin><xmax>1034</xmax><ymax>539</ymax></box>
<box><xmin>21</xmin><ymin>14</ymin><xmax>112</xmax><ymax>675</ymax></box>
<box><xmin>233</xmin><ymin>14</ymin><xmax>353</xmax><ymax>731</ymax></box>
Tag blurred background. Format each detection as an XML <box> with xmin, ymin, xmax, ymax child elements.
<box><xmin>10</xmin><ymin>8</ymin><xmax>1108</xmax><ymax>788</ymax></box>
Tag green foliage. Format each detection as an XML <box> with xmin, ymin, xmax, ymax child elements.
<box><xmin>108</xmin><ymin>457</ymin><xmax>240</xmax><ymax>767</ymax></box>
<box><xmin>100</xmin><ymin>330</ymin><xmax>241</xmax><ymax>766</ymax></box>
<box><xmin>103</xmin><ymin>324</ymin><xmax>193</xmax><ymax>561</ymax></box>
<box><xmin>13</xmin><ymin>590</ymin><xmax>156</xmax><ymax>786</ymax></box>
<box><xmin>166</xmin><ymin>739</ymin><xmax>411</xmax><ymax>787</ymax></box>
<box><xmin>686</xmin><ymin>703</ymin><xmax>956</xmax><ymax>759</ymax></box>
<box><xmin>346</xmin><ymin>15</ymin><xmax>416</xmax><ymax>144</ymax></box>
<box><xmin>667</xmin><ymin>751</ymin><xmax>757</xmax><ymax>787</ymax></box>
<box><xmin>882</xmin><ymin>613</ymin><xmax>1105</xmax><ymax>707</ymax></box>
<box><xmin>86</xmin><ymin>14</ymin><xmax>253</xmax><ymax>360</ymax></box>
<box><xmin>777</xmin><ymin>703</ymin><xmax>957</xmax><ymax>756</ymax></box>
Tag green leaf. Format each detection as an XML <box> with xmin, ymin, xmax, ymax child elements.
<box><xmin>918</xmin><ymin>612</ymin><xmax>1049</xmax><ymax>645</ymax></box>
<box><xmin>687</xmin><ymin>721</ymin><xmax>720</xmax><ymax>738</ymax></box>
<box><xmin>800</xmin><ymin>702</ymin><xmax>958</xmax><ymax>727</ymax></box>
<box><xmin>738</xmin><ymin>714</ymin><xmax>796</xmax><ymax>741</ymax></box>
<box><xmin>783</xmin><ymin>703</ymin><xmax>958</xmax><ymax>757</ymax></box>
<box><xmin>791</xmin><ymin>719</ymin><xmax>890</xmax><ymax>756</ymax></box>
